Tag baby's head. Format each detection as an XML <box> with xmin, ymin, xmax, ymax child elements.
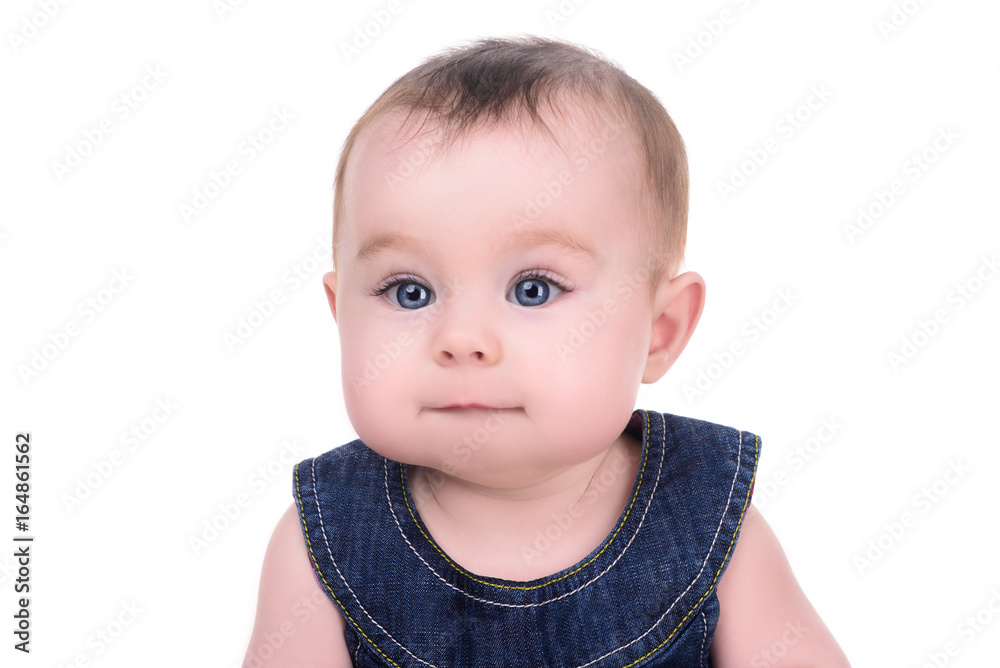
<box><xmin>323</xmin><ymin>36</ymin><xmax>705</xmax><ymax>486</ymax></box>
<box><xmin>333</xmin><ymin>35</ymin><xmax>689</xmax><ymax>299</ymax></box>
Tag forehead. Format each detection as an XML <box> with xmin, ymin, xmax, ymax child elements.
<box><xmin>339</xmin><ymin>105</ymin><xmax>646</xmax><ymax>261</ymax></box>
<box><xmin>354</xmin><ymin>102</ymin><xmax>632</xmax><ymax>176</ymax></box>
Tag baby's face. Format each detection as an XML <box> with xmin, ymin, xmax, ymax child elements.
<box><xmin>327</xmin><ymin>110</ymin><xmax>663</xmax><ymax>488</ymax></box>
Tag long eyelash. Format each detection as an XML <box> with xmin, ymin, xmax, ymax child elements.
<box><xmin>515</xmin><ymin>269</ymin><xmax>573</xmax><ymax>292</ymax></box>
<box><xmin>368</xmin><ymin>272</ymin><xmax>423</xmax><ymax>297</ymax></box>
<box><xmin>368</xmin><ymin>269</ymin><xmax>574</xmax><ymax>298</ymax></box>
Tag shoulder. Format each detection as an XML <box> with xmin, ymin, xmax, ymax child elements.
<box><xmin>242</xmin><ymin>503</ymin><xmax>353</xmax><ymax>668</ymax></box>
<box><xmin>709</xmin><ymin>504</ymin><xmax>852</xmax><ymax>667</ymax></box>
<box><xmin>296</xmin><ymin>440</ymin><xmax>383</xmax><ymax>484</ymax></box>
<box><xmin>657</xmin><ymin>412</ymin><xmax>762</xmax><ymax>475</ymax></box>
<box><xmin>301</xmin><ymin>440</ymin><xmax>375</xmax><ymax>467</ymax></box>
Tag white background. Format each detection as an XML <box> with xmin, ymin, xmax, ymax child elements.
<box><xmin>2</xmin><ymin>0</ymin><xmax>998</xmax><ymax>666</ymax></box>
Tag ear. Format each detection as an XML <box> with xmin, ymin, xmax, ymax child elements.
<box><xmin>642</xmin><ymin>271</ymin><xmax>706</xmax><ymax>383</ymax></box>
<box><xmin>322</xmin><ymin>270</ymin><xmax>338</xmax><ymax>323</ymax></box>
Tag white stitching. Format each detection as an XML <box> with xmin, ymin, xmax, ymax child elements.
<box><xmin>312</xmin><ymin>413</ymin><xmax>750</xmax><ymax>668</ymax></box>
<box><xmin>699</xmin><ymin>611</ymin><xmax>708</xmax><ymax>666</ymax></box>
<box><xmin>573</xmin><ymin>425</ymin><xmax>743</xmax><ymax>667</ymax></box>
<box><xmin>383</xmin><ymin>410</ymin><xmax>665</xmax><ymax>609</ymax></box>
<box><xmin>310</xmin><ymin>458</ymin><xmax>439</xmax><ymax>667</ymax></box>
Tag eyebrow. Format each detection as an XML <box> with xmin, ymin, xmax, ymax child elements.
<box><xmin>354</xmin><ymin>227</ymin><xmax>603</xmax><ymax>266</ymax></box>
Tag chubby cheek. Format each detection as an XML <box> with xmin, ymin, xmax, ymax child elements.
<box><xmin>338</xmin><ymin>318</ymin><xmax>419</xmax><ymax>461</ymax></box>
<box><xmin>533</xmin><ymin>301</ymin><xmax>647</xmax><ymax>446</ymax></box>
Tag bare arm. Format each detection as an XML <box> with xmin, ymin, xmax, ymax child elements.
<box><xmin>242</xmin><ymin>503</ymin><xmax>353</xmax><ymax>668</ymax></box>
<box><xmin>710</xmin><ymin>504</ymin><xmax>851</xmax><ymax>667</ymax></box>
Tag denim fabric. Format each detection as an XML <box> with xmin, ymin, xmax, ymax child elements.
<box><xmin>293</xmin><ymin>409</ymin><xmax>760</xmax><ymax>667</ymax></box>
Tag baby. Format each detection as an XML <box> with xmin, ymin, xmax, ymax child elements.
<box><xmin>243</xmin><ymin>36</ymin><xmax>850</xmax><ymax>667</ymax></box>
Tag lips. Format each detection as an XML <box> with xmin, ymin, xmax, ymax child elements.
<box><xmin>441</xmin><ymin>403</ymin><xmax>497</xmax><ymax>409</ymax></box>
<box><xmin>433</xmin><ymin>402</ymin><xmax>522</xmax><ymax>412</ymax></box>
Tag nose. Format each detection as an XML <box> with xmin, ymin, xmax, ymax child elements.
<box><xmin>432</xmin><ymin>304</ymin><xmax>501</xmax><ymax>366</ymax></box>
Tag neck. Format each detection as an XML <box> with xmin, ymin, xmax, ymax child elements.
<box><xmin>408</xmin><ymin>431</ymin><xmax>642</xmax><ymax>580</ymax></box>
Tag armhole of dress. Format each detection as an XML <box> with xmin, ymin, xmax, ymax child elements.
<box><xmin>737</xmin><ymin>432</ymin><xmax>760</xmax><ymax>525</ymax></box>
<box><xmin>293</xmin><ymin>460</ymin><xmax>333</xmax><ymax>605</ymax></box>
<box><xmin>742</xmin><ymin>481</ymin><xmax>755</xmax><ymax>520</ymax></box>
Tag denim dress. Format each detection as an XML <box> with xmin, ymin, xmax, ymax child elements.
<box><xmin>293</xmin><ymin>409</ymin><xmax>760</xmax><ymax>667</ymax></box>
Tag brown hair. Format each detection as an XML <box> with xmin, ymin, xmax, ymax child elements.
<box><xmin>331</xmin><ymin>35</ymin><xmax>689</xmax><ymax>298</ymax></box>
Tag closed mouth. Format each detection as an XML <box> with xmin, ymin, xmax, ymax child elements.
<box><xmin>434</xmin><ymin>404</ymin><xmax>518</xmax><ymax>411</ymax></box>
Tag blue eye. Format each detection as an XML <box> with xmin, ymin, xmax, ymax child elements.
<box><xmin>513</xmin><ymin>278</ymin><xmax>548</xmax><ymax>306</ymax></box>
<box><xmin>369</xmin><ymin>270</ymin><xmax>570</xmax><ymax>310</ymax></box>
<box><xmin>370</xmin><ymin>275</ymin><xmax>433</xmax><ymax>310</ymax></box>
<box><xmin>510</xmin><ymin>274</ymin><xmax>563</xmax><ymax>307</ymax></box>
<box><xmin>394</xmin><ymin>282</ymin><xmax>432</xmax><ymax>310</ymax></box>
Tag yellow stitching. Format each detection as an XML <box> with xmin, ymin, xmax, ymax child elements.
<box><xmin>400</xmin><ymin>410</ymin><xmax>652</xmax><ymax>591</ymax></box>
<box><xmin>294</xmin><ymin>462</ymin><xmax>402</xmax><ymax>668</ymax></box>
<box><xmin>295</xmin><ymin>422</ymin><xmax>759</xmax><ymax>666</ymax></box>
<box><xmin>620</xmin><ymin>432</ymin><xmax>761</xmax><ymax>668</ymax></box>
